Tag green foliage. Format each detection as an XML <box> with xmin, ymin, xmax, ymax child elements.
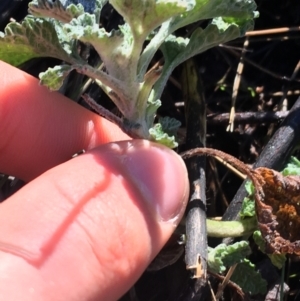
<box><xmin>240</xmin><ymin>196</ymin><xmax>255</xmax><ymax>218</ymax></box>
<box><xmin>207</xmin><ymin>241</ymin><xmax>251</xmax><ymax>273</ymax></box>
<box><xmin>0</xmin><ymin>0</ymin><xmax>258</xmax><ymax>147</ymax></box>
<box><xmin>240</xmin><ymin>181</ymin><xmax>255</xmax><ymax>218</ymax></box>
<box><xmin>159</xmin><ymin>116</ymin><xmax>181</xmax><ymax>137</ymax></box>
<box><xmin>149</xmin><ymin>123</ymin><xmax>178</xmax><ymax>148</ymax></box>
<box><xmin>245</xmin><ymin>179</ymin><xmax>255</xmax><ymax>195</ymax></box>
<box><xmin>282</xmin><ymin>156</ymin><xmax>300</xmax><ymax>176</ymax></box>
<box><xmin>28</xmin><ymin>0</ymin><xmax>85</xmax><ymax>22</ymax></box>
<box><xmin>40</xmin><ymin>65</ymin><xmax>73</xmax><ymax>90</ymax></box>
<box><xmin>208</xmin><ymin>241</ymin><xmax>267</xmax><ymax>294</ymax></box>
<box><xmin>0</xmin><ymin>16</ymin><xmax>73</xmax><ymax>66</ymax></box>
<box><xmin>231</xmin><ymin>259</ymin><xmax>267</xmax><ymax>295</ymax></box>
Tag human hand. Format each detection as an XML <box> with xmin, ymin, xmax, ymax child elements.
<box><xmin>0</xmin><ymin>61</ymin><xmax>189</xmax><ymax>301</ymax></box>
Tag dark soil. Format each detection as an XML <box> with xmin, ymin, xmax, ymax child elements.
<box><xmin>1</xmin><ymin>1</ymin><xmax>300</xmax><ymax>300</ymax></box>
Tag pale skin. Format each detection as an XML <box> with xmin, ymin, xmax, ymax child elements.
<box><xmin>0</xmin><ymin>61</ymin><xmax>189</xmax><ymax>301</ymax></box>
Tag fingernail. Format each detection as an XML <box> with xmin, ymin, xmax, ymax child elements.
<box><xmin>120</xmin><ymin>141</ymin><xmax>189</xmax><ymax>224</ymax></box>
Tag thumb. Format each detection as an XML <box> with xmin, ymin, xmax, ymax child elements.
<box><xmin>0</xmin><ymin>140</ymin><xmax>189</xmax><ymax>301</ymax></box>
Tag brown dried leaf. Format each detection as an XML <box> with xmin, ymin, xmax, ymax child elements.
<box><xmin>254</xmin><ymin>167</ymin><xmax>300</xmax><ymax>255</ymax></box>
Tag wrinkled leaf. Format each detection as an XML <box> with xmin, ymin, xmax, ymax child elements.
<box><xmin>138</xmin><ymin>0</ymin><xmax>258</xmax><ymax>77</ymax></box>
<box><xmin>0</xmin><ymin>16</ymin><xmax>73</xmax><ymax>66</ymax></box>
<box><xmin>231</xmin><ymin>259</ymin><xmax>267</xmax><ymax>295</ymax></box>
<box><xmin>159</xmin><ymin>116</ymin><xmax>181</xmax><ymax>137</ymax></box>
<box><xmin>207</xmin><ymin>241</ymin><xmax>251</xmax><ymax>274</ymax></box>
<box><xmin>170</xmin><ymin>0</ymin><xmax>258</xmax><ymax>32</ymax></box>
<box><xmin>151</xmin><ymin>16</ymin><xmax>254</xmax><ymax>101</ymax></box>
<box><xmin>0</xmin><ymin>0</ymin><xmax>258</xmax><ymax>146</ymax></box>
<box><xmin>64</xmin><ymin>13</ymin><xmax>130</xmax><ymax>80</ymax></box>
<box><xmin>282</xmin><ymin>156</ymin><xmax>300</xmax><ymax>176</ymax></box>
<box><xmin>28</xmin><ymin>0</ymin><xmax>83</xmax><ymax>22</ymax></box>
<box><xmin>149</xmin><ymin>123</ymin><xmax>178</xmax><ymax>148</ymax></box>
<box><xmin>40</xmin><ymin>65</ymin><xmax>73</xmax><ymax>90</ymax></box>
<box><xmin>245</xmin><ymin>180</ymin><xmax>255</xmax><ymax>195</ymax></box>
<box><xmin>111</xmin><ymin>0</ymin><xmax>195</xmax><ymax>40</ymax></box>
<box><xmin>240</xmin><ymin>181</ymin><xmax>256</xmax><ymax>218</ymax></box>
<box><xmin>240</xmin><ymin>197</ymin><xmax>255</xmax><ymax>218</ymax></box>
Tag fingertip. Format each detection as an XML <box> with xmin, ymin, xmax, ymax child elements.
<box><xmin>92</xmin><ymin>140</ymin><xmax>189</xmax><ymax>225</ymax></box>
<box><xmin>0</xmin><ymin>60</ymin><xmax>129</xmax><ymax>180</ymax></box>
<box><xmin>0</xmin><ymin>140</ymin><xmax>188</xmax><ymax>301</ymax></box>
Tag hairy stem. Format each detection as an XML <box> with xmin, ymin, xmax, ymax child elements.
<box><xmin>207</xmin><ymin>217</ymin><xmax>257</xmax><ymax>238</ymax></box>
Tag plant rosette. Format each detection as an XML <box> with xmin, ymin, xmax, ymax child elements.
<box><xmin>0</xmin><ymin>0</ymin><xmax>258</xmax><ymax>147</ymax></box>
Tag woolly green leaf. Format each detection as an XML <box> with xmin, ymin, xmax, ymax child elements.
<box><xmin>159</xmin><ymin>116</ymin><xmax>181</xmax><ymax>137</ymax></box>
<box><xmin>0</xmin><ymin>16</ymin><xmax>73</xmax><ymax>66</ymax></box>
<box><xmin>40</xmin><ymin>65</ymin><xmax>73</xmax><ymax>90</ymax></box>
<box><xmin>0</xmin><ymin>36</ymin><xmax>37</xmax><ymax>66</ymax></box>
<box><xmin>138</xmin><ymin>0</ymin><xmax>258</xmax><ymax>77</ymax></box>
<box><xmin>245</xmin><ymin>180</ymin><xmax>255</xmax><ymax>195</ymax></box>
<box><xmin>170</xmin><ymin>0</ymin><xmax>258</xmax><ymax>32</ymax></box>
<box><xmin>253</xmin><ymin>230</ymin><xmax>265</xmax><ymax>252</ymax></box>
<box><xmin>268</xmin><ymin>253</ymin><xmax>287</xmax><ymax>270</ymax></box>
<box><xmin>160</xmin><ymin>35</ymin><xmax>189</xmax><ymax>64</ymax></box>
<box><xmin>62</xmin><ymin>0</ymin><xmax>104</xmax><ymax>14</ymax></box>
<box><xmin>2</xmin><ymin>0</ymin><xmax>258</xmax><ymax>148</ymax></box>
<box><xmin>149</xmin><ymin>123</ymin><xmax>178</xmax><ymax>148</ymax></box>
<box><xmin>231</xmin><ymin>259</ymin><xmax>267</xmax><ymax>295</ymax></box>
<box><xmin>240</xmin><ymin>197</ymin><xmax>255</xmax><ymax>218</ymax></box>
<box><xmin>110</xmin><ymin>0</ymin><xmax>195</xmax><ymax>40</ymax></box>
<box><xmin>29</xmin><ymin>0</ymin><xmax>105</xmax><ymax>20</ymax></box>
<box><xmin>66</xmin><ymin>3</ymin><xmax>86</xmax><ymax>17</ymax></box>
<box><xmin>282</xmin><ymin>156</ymin><xmax>300</xmax><ymax>176</ymax></box>
<box><xmin>28</xmin><ymin>0</ymin><xmax>84</xmax><ymax>22</ymax></box>
<box><xmin>151</xmin><ymin>16</ymin><xmax>254</xmax><ymax>101</ymax></box>
<box><xmin>107</xmin><ymin>0</ymin><xmax>196</xmax><ymax>83</ymax></box>
<box><xmin>64</xmin><ymin>14</ymin><xmax>131</xmax><ymax>80</ymax></box>
<box><xmin>240</xmin><ymin>180</ymin><xmax>255</xmax><ymax>217</ymax></box>
<box><xmin>207</xmin><ymin>241</ymin><xmax>251</xmax><ymax>274</ymax></box>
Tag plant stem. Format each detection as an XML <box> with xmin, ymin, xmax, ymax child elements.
<box><xmin>207</xmin><ymin>217</ymin><xmax>257</xmax><ymax>238</ymax></box>
<box><xmin>182</xmin><ymin>58</ymin><xmax>207</xmax><ymax>279</ymax></box>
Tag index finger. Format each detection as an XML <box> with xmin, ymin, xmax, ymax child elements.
<box><xmin>0</xmin><ymin>61</ymin><xmax>129</xmax><ymax>181</ymax></box>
